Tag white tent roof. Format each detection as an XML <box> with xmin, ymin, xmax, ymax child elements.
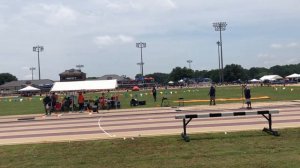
<box><xmin>168</xmin><ymin>81</ymin><xmax>174</xmax><ymax>84</ymax></box>
<box><xmin>249</xmin><ymin>79</ymin><xmax>261</xmax><ymax>82</ymax></box>
<box><xmin>18</xmin><ymin>86</ymin><xmax>41</xmax><ymax>92</ymax></box>
<box><xmin>259</xmin><ymin>75</ymin><xmax>283</xmax><ymax>81</ymax></box>
<box><xmin>286</xmin><ymin>73</ymin><xmax>300</xmax><ymax>78</ymax></box>
<box><xmin>50</xmin><ymin>80</ymin><xmax>118</xmax><ymax>92</ymax></box>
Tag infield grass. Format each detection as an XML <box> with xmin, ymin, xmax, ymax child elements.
<box><xmin>0</xmin><ymin>85</ymin><xmax>299</xmax><ymax>116</ymax></box>
<box><xmin>0</xmin><ymin>128</ymin><xmax>299</xmax><ymax>168</ymax></box>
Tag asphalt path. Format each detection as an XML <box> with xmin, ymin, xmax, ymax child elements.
<box><xmin>0</xmin><ymin>101</ymin><xmax>299</xmax><ymax>145</ymax></box>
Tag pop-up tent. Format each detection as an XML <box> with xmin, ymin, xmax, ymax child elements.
<box><xmin>50</xmin><ymin>80</ymin><xmax>118</xmax><ymax>92</ymax></box>
<box><xmin>50</xmin><ymin>80</ymin><xmax>118</xmax><ymax>112</ymax></box>
<box><xmin>18</xmin><ymin>86</ymin><xmax>41</xmax><ymax>92</ymax></box>
<box><xmin>286</xmin><ymin>73</ymin><xmax>300</xmax><ymax>78</ymax></box>
<box><xmin>249</xmin><ymin>79</ymin><xmax>261</xmax><ymax>83</ymax></box>
<box><xmin>132</xmin><ymin>86</ymin><xmax>140</xmax><ymax>91</ymax></box>
<box><xmin>259</xmin><ymin>75</ymin><xmax>283</xmax><ymax>82</ymax></box>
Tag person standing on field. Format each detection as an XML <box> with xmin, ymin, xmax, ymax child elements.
<box><xmin>209</xmin><ymin>85</ymin><xmax>216</xmax><ymax>105</ymax></box>
<box><xmin>152</xmin><ymin>86</ymin><xmax>157</xmax><ymax>102</ymax></box>
<box><xmin>244</xmin><ymin>85</ymin><xmax>252</xmax><ymax>109</ymax></box>
<box><xmin>78</xmin><ymin>92</ymin><xmax>85</xmax><ymax>112</ymax></box>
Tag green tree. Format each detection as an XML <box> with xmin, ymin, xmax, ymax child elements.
<box><xmin>0</xmin><ymin>73</ymin><xmax>17</xmax><ymax>85</ymax></box>
<box><xmin>145</xmin><ymin>73</ymin><xmax>169</xmax><ymax>85</ymax></box>
<box><xmin>206</xmin><ymin>69</ymin><xmax>220</xmax><ymax>83</ymax></box>
<box><xmin>270</xmin><ymin>63</ymin><xmax>300</xmax><ymax>77</ymax></box>
<box><xmin>194</xmin><ymin>70</ymin><xmax>209</xmax><ymax>78</ymax></box>
<box><xmin>248</xmin><ymin>67</ymin><xmax>270</xmax><ymax>79</ymax></box>
<box><xmin>223</xmin><ymin>64</ymin><xmax>248</xmax><ymax>82</ymax></box>
<box><xmin>169</xmin><ymin>67</ymin><xmax>193</xmax><ymax>82</ymax></box>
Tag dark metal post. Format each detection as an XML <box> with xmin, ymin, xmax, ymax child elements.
<box><xmin>219</xmin><ymin>30</ymin><xmax>224</xmax><ymax>83</ymax></box>
<box><xmin>140</xmin><ymin>47</ymin><xmax>143</xmax><ymax>76</ymax></box>
<box><xmin>268</xmin><ymin>113</ymin><xmax>272</xmax><ymax>130</ymax></box>
<box><xmin>187</xmin><ymin>60</ymin><xmax>192</xmax><ymax>69</ymax></box>
<box><xmin>37</xmin><ymin>51</ymin><xmax>40</xmax><ymax>80</ymax></box>
<box><xmin>33</xmin><ymin>45</ymin><xmax>44</xmax><ymax>80</ymax></box>
<box><xmin>29</xmin><ymin>67</ymin><xmax>36</xmax><ymax>80</ymax></box>
<box><xmin>217</xmin><ymin>41</ymin><xmax>221</xmax><ymax>83</ymax></box>
<box><xmin>136</xmin><ymin>42</ymin><xmax>146</xmax><ymax>86</ymax></box>
<box><xmin>213</xmin><ymin>22</ymin><xmax>227</xmax><ymax>84</ymax></box>
<box><xmin>183</xmin><ymin>119</ymin><xmax>186</xmax><ymax>136</ymax></box>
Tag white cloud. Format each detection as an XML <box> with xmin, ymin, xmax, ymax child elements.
<box><xmin>118</xmin><ymin>35</ymin><xmax>134</xmax><ymax>43</ymax></box>
<box><xmin>286</xmin><ymin>42</ymin><xmax>299</xmax><ymax>48</ymax></box>
<box><xmin>270</xmin><ymin>44</ymin><xmax>283</xmax><ymax>49</ymax></box>
<box><xmin>102</xmin><ymin>0</ymin><xmax>177</xmax><ymax>12</ymax></box>
<box><xmin>19</xmin><ymin>3</ymin><xmax>78</xmax><ymax>26</ymax></box>
<box><xmin>286</xmin><ymin>58</ymin><xmax>300</xmax><ymax>64</ymax></box>
<box><xmin>94</xmin><ymin>35</ymin><xmax>134</xmax><ymax>48</ymax></box>
<box><xmin>43</xmin><ymin>4</ymin><xmax>77</xmax><ymax>26</ymax></box>
<box><xmin>257</xmin><ymin>53</ymin><xmax>274</xmax><ymax>59</ymax></box>
<box><xmin>270</xmin><ymin>42</ymin><xmax>299</xmax><ymax>49</ymax></box>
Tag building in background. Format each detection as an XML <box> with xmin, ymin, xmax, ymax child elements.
<box><xmin>0</xmin><ymin>79</ymin><xmax>53</xmax><ymax>95</ymax></box>
<box><xmin>59</xmin><ymin>69</ymin><xmax>86</xmax><ymax>82</ymax></box>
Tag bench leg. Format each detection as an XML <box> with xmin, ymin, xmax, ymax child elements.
<box><xmin>262</xmin><ymin>114</ymin><xmax>279</xmax><ymax>136</ymax></box>
<box><xmin>181</xmin><ymin>118</ymin><xmax>192</xmax><ymax>142</ymax></box>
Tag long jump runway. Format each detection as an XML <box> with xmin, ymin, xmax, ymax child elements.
<box><xmin>0</xmin><ymin>101</ymin><xmax>299</xmax><ymax>145</ymax></box>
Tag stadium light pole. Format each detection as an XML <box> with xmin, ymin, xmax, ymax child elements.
<box><xmin>137</xmin><ymin>63</ymin><xmax>142</xmax><ymax>76</ymax></box>
<box><xmin>187</xmin><ymin>60</ymin><xmax>193</xmax><ymax>69</ymax></box>
<box><xmin>216</xmin><ymin>41</ymin><xmax>221</xmax><ymax>83</ymax></box>
<box><xmin>136</xmin><ymin>42</ymin><xmax>146</xmax><ymax>77</ymax></box>
<box><xmin>76</xmin><ymin>64</ymin><xmax>84</xmax><ymax>70</ymax></box>
<box><xmin>29</xmin><ymin>67</ymin><xmax>36</xmax><ymax>80</ymax></box>
<box><xmin>213</xmin><ymin>22</ymin><xmax>227</xmax><ymax>83</ymax></box>
<box><xmin>33</xmin><ymin>45</ymin><xmax>44</xmax><ymax>80</ymax></box>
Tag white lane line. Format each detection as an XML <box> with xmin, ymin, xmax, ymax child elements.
<box><xmin>98</xmin><ymin>116</ymin><xmax>116</xmax><ymax>137</ymax></box>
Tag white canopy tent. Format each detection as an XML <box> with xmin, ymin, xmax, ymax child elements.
<box><xmin>249</xmin><ymin>79</ymin><xmax>261</xmax><ymax>83</ymax></box>
<box><xmin>18</xmin><ymin>86</ymin><xmax>41</xmax><ymax>92</ymax></box>
<box><xmin>286</xmin><ymin>73</ymin><xmax>300</xmax><ymax>78</ymax></box>
<box><xmin>259</xmin><ymin>75</ymin><xmax>283</xmax><ymax>81</ymax></box>
<box><xmin>50</xmin><ymin>80</ymin><xmax>118</xmax><ymax>92</ymax></box>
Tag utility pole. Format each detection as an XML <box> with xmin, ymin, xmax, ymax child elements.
<box><xmin>216</xmin><ymin>41</ymin><xmax>221</xmax><ymax>83</ymax></box>
<box><xmin>29</xmin><ymin>67</ymin><xmax>36</xmax><ymax>80</ymax></box>
<box><xmin>136</xmin><ymin>42</ymin><xmax>146</xmax><ymax>77</ymax></box>
<box><xmin>213</xmin><ymin>22</ymin><xmax>227</xmax><ymax>83</ymax></box>
<box><xmin>187</xmin><ymin>60</ymin><xmax>193</xmax><ymax>69</ymax></box>
<box><xmin>33</xmin><ymin>45</ymin><xmax>44</xmax><ymax>80</ymax></box>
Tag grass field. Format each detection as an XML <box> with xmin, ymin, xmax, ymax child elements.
<box><xmin>0</xmin><ymin>85</ymin><xmax>299</xmax><ymax>116</ymax></box>
<box><xmin>0</xmin><ymin>128</ymin><xmax>299</xmax><ymax>168</ymax></box>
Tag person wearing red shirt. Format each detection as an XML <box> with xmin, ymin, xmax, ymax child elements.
<box><xmin>78</xmin><ymin>92</ymin><xmax>85</xmax><ymax>112</ymax></box>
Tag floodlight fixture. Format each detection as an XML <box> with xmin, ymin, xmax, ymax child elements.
<box><xmin>76</xmin><ymin>64</ymin><xmax>84</xmax><ymax>70</ymax></box>
<box><xmin>187</xmin><ymin>60</ymin><xmax>193</xmax><ymax>69</ymax></box>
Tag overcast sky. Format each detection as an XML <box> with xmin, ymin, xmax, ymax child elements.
<box><xmin>0</xmin><ymin>0</ymin><xmax>299</xmax><ymax>80</ymax></box>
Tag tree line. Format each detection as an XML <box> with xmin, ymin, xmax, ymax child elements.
<box><xmin>1</xmin><ymin>63</ymin><xmax>300</xmax><ymax>86</ymax></box>
<box><xmin>0</xmin><ymin>73</ymin><xmax>17</xmax><ymax>85</ymax></box>
<box><xmin>144</xmin><ymin>63</ymin><xmax>300</xmax><ymax>84</ymax></box>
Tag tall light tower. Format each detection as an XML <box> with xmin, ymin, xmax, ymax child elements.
<box><xmin>213</xmin><ymin>22</ymin><xmax>227</xmax><ymax>83</ymax></box>
<box><xmin>137</xmin><ymin>63</ymin><xmax>142</xmax><ymax>76</ymax></box>
<box><xmin>76</xmin><ymin>64</ymin><xmax>84</xmax><ymax>70</ymax></box>
<box><xmin>33</xmin><ymin>45</ymin><xmax>44</xmax><ymax>80</ymax></box>
<box><xmin>187</xmin><ymin>60</ymin><xmax>193</xmax><ymax>69</ymax></box>
<box><xmin>136</xmin><ymin>42</ymin><xmax>146</xmax><ymax>77</ymax></box>
<box><xmin>216</xmin><ymin>41</ymin><xmax>221</xmax><ymax>83</ymax></box>
<box><xmin>29</xmin><ymin>67</ymin><xmax>36</xmax><ymax>80</ymax></box>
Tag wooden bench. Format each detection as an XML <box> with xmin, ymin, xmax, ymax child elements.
<box><xmin>175</xmin><ymin>110</ymin><xmax>279</xmax><ymax>142</ymax></box>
